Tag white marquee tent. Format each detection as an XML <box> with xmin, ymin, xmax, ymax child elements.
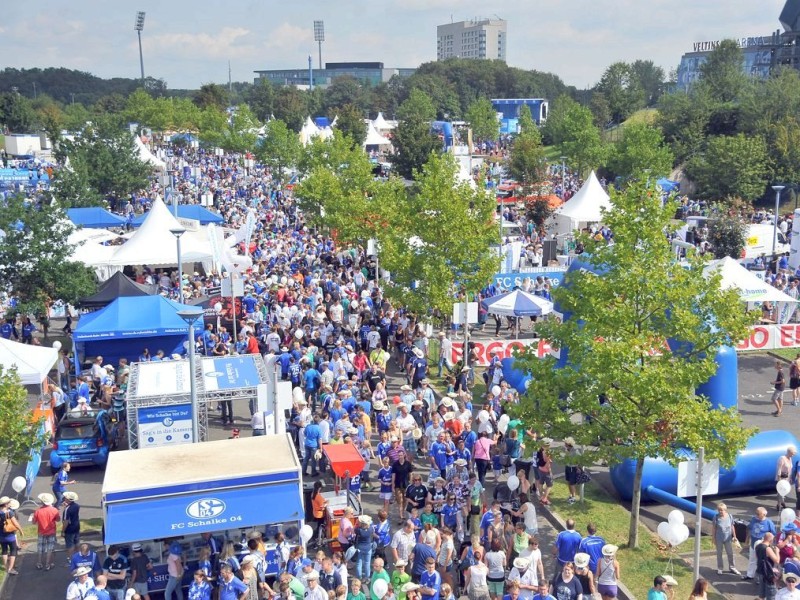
<box><xmin>363</xmin><ymin>123</ymin><xmax>392</xmax><ymax>147</ymax></box>
<box><xmin>703</xmin><ymin>256</ymin><xmax>798</xmax><ymax>304</ymax></box>
<box><xmin>134</xmin><ymin>136</ymin><xmax>167</xmax><ymax>170</ymax></box>
<box><xmin>0</xmin><ymin>338</ymin><xmax>58</xmax><ymax>385</ymax></box>
<box><xmin>549</xmin><ymin>171</ymin><xmax>611</xmax><ymax>236</ymax></box>
<box><xmin>372</xmin><ymin>112</ymin><xmax>395</xmax><ymax>131</ymax></box>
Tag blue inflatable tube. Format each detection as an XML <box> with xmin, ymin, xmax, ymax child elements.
<box><xmin>645</xmin><ymin>485</ymin><xmax>717</xmax><ymax>521</ymax></box>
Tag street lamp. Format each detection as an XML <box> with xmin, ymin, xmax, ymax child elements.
<box><xmin>134</xmin><ymin>11</ymin><xmax>146</xmax><ymax>84</ymax></box>
<box><xmin>169</xmin><ymin>226</ymin><xmax>186</xmax><ymax>302</ymax></box>
<box><xmin>176</xmin><ymin>308</ymin><xmax>204</xmax><ymax>444</ymax></box>
<box><xmin>772</xmin><ymin>185</ymin><xmax>785</xmax><ymax>262</ymax></box>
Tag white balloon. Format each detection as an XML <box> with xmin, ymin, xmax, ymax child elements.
<box><xmin>666</xmin><ymin>525</ymin><xmax>682</xmax><ymax>547</ymax></box>
<box><xmin>52</xmin><ymin>340</ymin><xmax>62</xmax><ymax>351</ymax></box>
<box><xmin>372</xmin><ymin>579</ymin><xmax>388</xmax><ymax>599</ymax></box>
<box><xmin>667</xmin><ymin>510</ymin><xmax>684</xmax><ymax>527</ymax></box>
<box><xmin>295</xmin><ymin>329</ymin><xmax>304</xmax><ymax>339</ymax></box>
<box><xmin>507</xmin><ymin>475</ymin><xmax>520</xmax><ymax>491</ymax></box>
<box><xmin>477</xmin><ymin>410</ymin><xmax>489</xmax><ymax>424</ymax></box>
<box><xmin>676</xmin><ymin>524</ymin><xmax>690</xmax><ymax>545</ymax></box>
<box><xmin>498</xmin><ymin>414</ymin><xmax>510</xmax><ymax>435</ymax></box>
<box><xmin>299</xmin><ymin>524</ymin><xmax>313</xmax><ymax>544</ymax></box>
<box><xmin>782</xmin><ymin>508</ymin><xmax>797</xmax><ymax>527</ymax></box>
<box><xmin>292</xmin><ymin>388</ymin><xmax>306</xmax><ymax>403</ymax></box>
<box><xmin>778</xmin><ymin>479</ymin><xmax>792</xmax><ymax>498</ymax></box>
<box><xmin>657</xmin><ymin>522</ymin><xmax>672</xmax><ymax>543</ymax></box>
<box><xmin>491</xmin><ymin>385</ymin><xmax>501</xmax><ymax>397</ymax></box>
<box><xmin>10</xmin><ymin>476</ymin><xmax>25</xmax><ymax>494</ymax></box>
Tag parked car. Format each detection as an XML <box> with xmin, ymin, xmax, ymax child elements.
<box><xmin>50</xmin><ymin>409</ymin><xmax>111</xmax><ymax>473</ymax></box>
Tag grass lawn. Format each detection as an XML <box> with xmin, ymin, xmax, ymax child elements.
<box><xmin>768</xmin><ymin>348</ymin><xmax>797</xmax><ymax>362</ymax></box>
<box><xmin>547</xmin><ymin>480</ymin><xmax>717</xmax><ymax>600</ymax></box>
<box><xmin>19</xmin><ymin>517</ymin><xmax>104</xmax><ymax>543</ymax></box>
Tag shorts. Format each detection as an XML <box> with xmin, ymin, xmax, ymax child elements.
<box><xmin>539</xmin><ymin>472</ymin><xmax>553</xmax><ymax>487</ymax></box>
<box><xmin>64</xmin><ymin>531</ymin><xmax>80</xmax><ymax>549</ymax></box>
<box><xmin>132</xmin><ymin>581</ymin><xmax>150</xmax><ymax>595</ymax></box>
<box><xmin>0</xmin><ymin>540</ymin><xmax>17</xmax><ymax>556</ymax></box>
<box><xmin>598</xmin><ymin>584</ymin><xmax>618</xmax><ymax>598</ymax></box>
<box><xmin>38</xmin><ymin>534</ymin><xmax>56</xmax><ymax>554</ymax></box>
<box><xmin>380</xmin><ymin>492</ymin><xmax>393</xmax><ymax>501</ymax></box>
<box><xmin>565</xmin><ymin>466</ymin><xmax>579</xmax><ymax>485</ymax></box>
<box><xmin>487</xmin><ymin>578</ymin><xmax>505</xmax><ymax>597</ymax></box>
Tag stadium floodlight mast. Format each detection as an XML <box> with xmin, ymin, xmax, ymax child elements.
<box><xmin>313</xmin><ymin>20</ymin><xmax>325</xmax><ymax>70</ymax></box>
<box><xmin>135</xmin><ymin>11</ymin><xmax>146</xmax><ymax>84</ymax></box>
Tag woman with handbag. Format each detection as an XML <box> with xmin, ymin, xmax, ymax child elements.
<box><xmin>711</xmin><ymin>503</ymin><xmax>741</xmax><ymax>576</ymax></box>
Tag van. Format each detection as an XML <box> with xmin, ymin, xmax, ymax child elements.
<box><xmin>677</xmin><ymin>217</ymin><xmax>789</xmax><ymax>261</ymax></box>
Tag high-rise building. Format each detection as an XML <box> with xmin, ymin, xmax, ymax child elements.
<box><xmin>437</xmin><ymin>18</ymin><xmax>507</xmax><ymax>61</ymax></box>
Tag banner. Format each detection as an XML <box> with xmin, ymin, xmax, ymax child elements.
<box><xmin>137</xmin><ymin>404</ymin><xmax>194</xmax><ymax>447</ymax></box>
<box><xmin>493</xmin><ymin>268</ymin><xmax>566</xmax><ymax>290</ymax></box>
<box><xmin>451</xmin><ymin>339</ymin><xmax>553</xmax><ymax>366</ymax></box>
<box><xmin>736</xmin><ymin>324</ymin><xmax>800</xmax><ymax>352</ymax></box>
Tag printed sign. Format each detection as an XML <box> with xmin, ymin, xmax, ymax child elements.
<box><xmin>493</xmin><ymin>268</ymin><xmax>566</xmax><ymax>290</ymax></box>
<box><xmin>131</xmin><ymin>361</ymin><xmax>191</xmax><ymax>398</ymax></box>
<box><xmin>137</xmin><ymin>404</ymin><xmax>194</xmax><ymax>447</ymax></box>
<box><xmin>201</xmin><ymin>356</ymin><xmax>261</xmax><ymax>391</ymax></box>
<box><xmin>451</xmin><ymin>339</ymin><xmax>553</xmax><ymax>366</ymax></box>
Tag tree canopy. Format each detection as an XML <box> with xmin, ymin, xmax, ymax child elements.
<box><xmin>0</xmin><ymin>366</ymin><xmax>49</xmax><ymax>465</ymax></box>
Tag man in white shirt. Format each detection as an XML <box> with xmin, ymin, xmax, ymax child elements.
<box><xmin>778</xmin><ymin>573</ymin><xmax>800</xmax><ymax>600</ymax></box>
<box><xmin>437</xmin><ymin>333</ymin><xmax>453</xmax><ymax>377</ymax></box>
<box><xmin>508</xmin><ymin>557</ymin><xmax>539</xmax><ymax>600</ymax></box>
<box><xmin>391</xmin><ymin>521</ymin><xmax>417</xmax><ymax>564</ymax></box>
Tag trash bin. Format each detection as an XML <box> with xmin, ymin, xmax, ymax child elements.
<box><xmin>734</xmin><ymin>519</ymin><xmax>748</xmax><ymax>544</ymax></box>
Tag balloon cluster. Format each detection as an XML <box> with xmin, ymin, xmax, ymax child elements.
<box><xmin>777</xmin><ymin>479</ymin><xmax>792</xmax><ymax>499</ymax></box>
<box><xmin>657</xmin><ymin>510</ymin><xmax>690</xmax><ymax>547</ymax></box>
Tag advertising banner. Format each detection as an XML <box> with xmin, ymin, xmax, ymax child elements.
<box><xmin>451</xmin><ymin>339</ymin><xmax>553</xmax><ymax>366</ymax></box>
<box><xmin>201</xmin><ymin>356</ymin><xmax>261</xmax><ymax>391</ymax></box>
<box><xmin>137</xmin><ymin>404</ymin><xmax>194</xmax><ymax>448</ymax></box>
<box><xmin>493</xmin><ymin>268</ymin><xmax>566</xmax><ymax>290</ymax></box>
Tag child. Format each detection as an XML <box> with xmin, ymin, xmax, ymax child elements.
<box><xmin>347</xmin><ymin>578</ymin><xmax>366</xmax><ymax>600</ymax></box>
<box><xmin>439</xmin><ymin>583</ymin><xmax>455</xmax><ymax>600</ymax></box>
<box><xmin>420</xmin><ymin>503</ymin><xmax>438</xmax><ymax>529</ymax></box>
<box><xmin>376</xmin><ymin>432</ymin><xmax>391</xmax><ymax>459</ymax></box>
<box><xmin>314</xmin><ymin>550</ymin><xmax>326</xmax><ymax>573</ymax></box>
<box><xmin>391</xmin><ymin>560</ymin><xmax>411</xmax><ymax>600</ymax></box>
<box><xmin>197</xmin><ymin>546</ymin><xmax>212</xmax><ymax>578</ymax></box>
<box><xmin>378</xmin><ymin>457</ymin><xmax>394</xmax><ymax>513</ymax></box>
<box><xmin>336</xmin><ymin>584</ymin><xmax>348</xmax><ymax>600</ymax></box>
<box><xmin>375</xmin><ymin>510</ymin><xmax>391</xmax><ymax>561</ymax></box>
<box><xmin>333</xmin><ymin>551</ymin><xmax>348</xmax><ymax>591</ymax></box>
<box><xmin>360</xmin><ymin>440</ymin><xmax>375</xmax><ymax>491</ymax></box>
<box><xmin>349</xmin><ymin>472</ymin><xmax>363</xmax><ymax>501</ymax></box>
<box><xmin>491</xmin><ymin>444</ymin><xmax>503</xmax><ymax>481</ymax></box>
<box><xmin>408</xmin><ymin>507</ymin><xmax>421</xmax><ymax>533</ymax></box>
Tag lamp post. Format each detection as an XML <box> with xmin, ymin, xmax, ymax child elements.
<box><xmin>773</xmin><ymin>185</ymin><xmax>785</xmax><ymax>263</ymax></box>
<box><xmin>169</xmin><ymin>226</ymin><xmax>186</xmax><ymax>302</ymax></box>
<box><xmin>134</xmin><ymin>12</ymin><xmax>146</xmax><ymax>84</ymax></box>
<box><xmin>176</xmin><ymin>308</ymin><xmax>204</xmax><ymax>444</ymax></box>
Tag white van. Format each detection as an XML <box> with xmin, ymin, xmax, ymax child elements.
<box><xmin>677</xmin><ymin>217</ymin><xmax>789</xmax><ymax>261</ymax></box>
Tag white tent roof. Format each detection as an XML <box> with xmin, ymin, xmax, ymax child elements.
<box><xmin>549</xmin><ymin>171</ymin><xmax>611</xmax><ymax>235</ymax></box>
<box><xmin>106</xmin><ymin>197</ymin><xmax>214</xmax><ymax>267</ymax></box>
<box><xmin>68</xmin><ymin>227</ymin><xmax>121</xmax><ymax>245</ymax></box>
<box><xmin>373</xmin><ymin>112</ymin><xmax>394</xmax><ymax>131</ymax></box>
<box><xmin>0</xmin><ymin>338</ymin><xmax>57</xmax><ymax>385</ymax></box>
<box><xmin>703</xmin><ymin>257</ymin><xmax>798</xmax><ymax>303</ymax></box>
<box><xmin>363</xmin><ymin>122</ymin><xmax>392</xmax><ymax>147</ymax></box>
<box><xmin>134</xmin><ymin>136</ymin><xmax>166</xmax><ymax>170</ymax></box>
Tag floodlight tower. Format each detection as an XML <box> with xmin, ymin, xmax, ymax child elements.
<box><xmin>135</xmin><ymin>11</ymin><xmax>146</xmax><ymax>84</ymax></box>
<box><xmin>313</xmin><ymin>20</ymin><xmax>325</xmax><ymax>70</ymax></box>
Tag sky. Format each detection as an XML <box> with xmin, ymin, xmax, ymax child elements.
<box><xmin>0</xmin><ymin>0</ymin><xmax>787</xmax><ymax>90</ymax></box>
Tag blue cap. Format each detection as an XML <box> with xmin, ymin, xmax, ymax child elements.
<box><xmin>169</xmin><ymin>542</ymin><xmax>183</xmax><ymax>555</ymax></box>
<box><xmin>301</xmin><ymin>558</ymin><xmax>312</xmax><ymax>567</ymax></box>
<box><xmin>784</xmin><ymin>522</ymin><xmax>798</xmax><ymax>533</ymax></box>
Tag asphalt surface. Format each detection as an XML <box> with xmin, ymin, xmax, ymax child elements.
<box><xmin>0</xmin><ymin>328</ymin><xmax>789</xmax><ymax>600</ymax></box>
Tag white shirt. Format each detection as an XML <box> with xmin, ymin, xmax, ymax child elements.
<box><xmin>391</xmin><ymin>529</ymin><xmax>416</xmax><ymax>561</ymax></box>
<box><xmin>66</xmin><ymin>578</ymin><xmax>95</xmax><ymax>600</ymax></box>
<box><xmin>396</xmin><ymin>413</ymin><xmax>416</xmax><ymax>433</ymax></box>
<box><xmin>776</xmin><ymin>587</ymin><xmax>800</xmax><ymax>600</ymax></box>
<box><xmin>508</xmin><ymin>566</ymin><xmax>538</xmax><ymax>598</ymax></box>
<box><xmin>318</xmin><ymin>419</ymin><xmax>331</xmax><ymax>443</ymax></box>
<box><xmin>251</xmin><ymin>412</ymin><xmax>265</xmax><ymax>431</ymax></box>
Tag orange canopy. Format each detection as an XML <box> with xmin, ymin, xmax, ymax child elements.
<box><xmin>322</xmin><ymin>442</ymin><xmax>366</xmax><ymax>479</ymax></box>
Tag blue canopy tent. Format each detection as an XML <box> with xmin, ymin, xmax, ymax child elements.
<box><xmin>130</xmin><ymin>205</ymin><xmax>224</xmax><ymax>226</ymax></box>
<box><xmin>656</xmin><ymin>178</ymin><xmax>680</xmax><ymax>193</ymax></box>
<box><xmin>481</xmin><ymin>289</ymin><xmax>554</xmax><ymax>338</ymax></box>
<box><xmin>73</xmin><ymin>296</ymin><xmax>194</xmax><ymax>369</ymax></box>
<box><xmin>67</xmin><ymin>208</ymin><xmax>127</xmax><ymax>229</ymax></box>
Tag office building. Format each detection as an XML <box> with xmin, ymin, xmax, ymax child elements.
<box><xmin>437</xmin><ymin>18</ymin><xmax>507</xmax><ymax>61</ymax></box>
<box><xmin>254</xmin><ymin>62</ymin><xmax>415</xmax><ymax>88</ymax></box>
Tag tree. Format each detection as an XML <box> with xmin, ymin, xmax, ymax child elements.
<box><xmin>589</xmin><ymin>92</ymin><xmax>611</xmax><ymax>129</ymax></box>
<box><xmin>53</xmin><ymin>118</ymin><xmax>153</xmax><ymax>207</ymax></box>
<box><xmin>255</xmin><ymin>119</ymin><xmax>302</xmax><ymax>182</ymax></box>
<box><xmin>595</xmin><ymin>62</ymin><xmax>646</xmax><ymax>124</ymax></box>
<box><xmin>0</xmin><ymin>366</ymin><xmax>48</xmax><ymax>465</ymax></box>
<box><xmin>630</xmin><ymin>60</ymin><xmax>666</xmax><ymax>106</ymax></box>
<box><xmin>0</xmin><ymin>92</ymin><xmax>37</xmax><ymax>132</ymax></box>
<box><xmin>513</xmin><ymin>179</ymin><xmax>755</xmax><ymax>548</ymax></box>
<box><xmin>273</xmin><ymin>87</ymin><xmax>308</xmax><ymax>133</ymax></box>
<box><xmin>517</xmin><ymin>104</ymin><xmax>536</xmax><ymax>136</ymax></box>
<box><xmin>555</xmin><ymin>102</ymin><xmax>607</xmax><ymax>176</ymax></box>
<box><xmin>391</xmin><ymin>118</ymin><xmax>441</xmax><ymax>180</ymax></box>
<box><xmin>378</xmin><ymin>152</ymin><xmax>498</xmax><ymax>317</ymax></box>
<box><xmin>397</xmin><ymin>89</ymin><xmax>435</xmax><ymax>122</ymax></box>
<box><xmin>606</xmin><ymin>122</ymin><xmax>674</xmax><ymax>180</ymax></box>
<box><xmin>193</xmin><ymin>83</ymin><xmax>229</xmax><ymax>111</ymax></box>
<box><xmin>507</xmin><ymin>127</ymin><xmax>548</xmax><ymax>194</ymax></box>
<box><xmin>333</xmin><ymin>103</ymin><xmax>367</xmax><ymax>147</ymax></box>
<box><xmin>0</xmin><ymin>194</ymin><xmax>97</xmax><ymax>316</ymax></box>
<box><xmin>687</xmin><ymin>134</ymin><xmax>769</xmax><ymax>201</ymax></box>
<box><xmin>324</xmin><ymin>76</ymin><xmax>367</xmax><ymax>113</ymax></box>
<box><xmin>698</xmin><ymin>40</ymin><xmax>748</xmax><ymax>104</ymax></box>
<box><xmin>657</xmin><ymin>89</ymin><xmax>712</xmax><ymax>164</ymax></box>
<box><xmin>707</xmin><ymin>207</ymin><xmax>748</xmax><ymax>259</ymax></box>
<box><xmin>246</xmin><ymin>79</ymin><xmax>276</xmax><ymax>123</ymax></box>
<box><xmin>465</xmin><ymin>97</ymin><xmax>499</xmax><ymax>142</ymax></box>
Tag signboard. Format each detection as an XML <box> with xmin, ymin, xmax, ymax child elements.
<box><xmin>451</xmin><ymin>339</ymin><xmax>552</xmax><ymax>366</ymax></box>
<box><xmin>493</xmin><ymin>268</ymin><xmax>566</xmax><ymax>290</ymax></box>
<box><xmin>201</xmin><ymin>356</ymin><xmax>261</xmax><ymax>391</ymax></box>
<box><xmin>737</xmin><ymin>324</ymin><xmax>800</xmax><ymax>352</ymax></box>
<box><xmin>453</xmin><ymin>302</ymin><xmax>479</xmax><ymax>325</ymax></box>
<box><xmin>137</xmin><ymin>404</ymin><xmax>194</xmax><ymax>447</ymax></box>
<box><xmin>132</xmin><ymin>361</ymin><xmax>191</xmax><ymax>398</ymax></box>
<box><xmin>677</xmin><ymin>458</ymin><xmax>720</xmax><ymax>498</ymax></box>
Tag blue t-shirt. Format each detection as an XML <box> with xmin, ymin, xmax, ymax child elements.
<box><xmin>411</xmin><ymin>544</ymin><xmax>436</xmax><ymax>578</ymax></box>
<box><xmin>441</xmin><ymin>504</ymin><xmax>459</xmax><ymax>529</ymax></box>
<box><xmin>304</xmin><ymin>424</ymin><xmax>321</xmax><ymax>449</ymax></box>
<box><xmin>378</xmin><ymin>467</ymin><xmax>394</xmax><ymax>494</ymax></box>
<box><xmin>219</xmin><ymin>575</ymin><xmax>248</xmax><ymax>600</ymax></box>
<box><xmin>577</xmin><ymin>535</ymin><xmax>606</xmax><ymax>573</ymax></box>
<box><xmin>555</xmin><ymin>529</ymin><xmax>583</xmax><ymax>564</ymax></box>
<box><xmin>429</xmin><ymin>442</ymin><xmax>448</xmax><ymax>470</ymax></box>
<box><xmin>304</xmin><ymin>369</ymin><xmax>320</xmax><ymax>391</ymax></box>
<box><xmin>419</xmin><ymin>569</ymin><xmax>441</xmax><ymax>600</ymax></box>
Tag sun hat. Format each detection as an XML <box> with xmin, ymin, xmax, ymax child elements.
<box><xmin>401</xmin><ymin>583</ymin><xmax>420</xmax><ymax>593</ymax></box>
<box><xmin>372</xmin><ymin>401</ymin><xmax>385</xmax><ymax>411</ymax></box>
<box><xmin>420</xmin><ymin>378</ymin><xmax>430</xmax><ymax>384</ymax></box>
<box><xmin>564</xmin><ymin>437</ymin><xmax>576</xmax><ymax>446</ymax></box>
<box><xmin>785</xmin><ymin>572</ymin><xmax>800</xmax><ymax>584</ymax></box>
<box><xmin>400</xmin><ymin>385</ymin><xmax>412</xmax><ymax>392</ymax></box>
<box><xmin>412</xmin><ymin>428</ymin><xmax>423</xmax><ymax>440</ymax></box>
<box><xmin>461</xmin><ymin>366</ymin><xmax>470</xmax><ymax>372</ymax></box>
<box><xmin>38</xmin><ymin>492</ymin><xmax>55</xmax><ymax>506</ymax></box>
<box><xmin>602</xmin><ymin>544</ymin><xmax>618</xmax><ymax>556</ymax></box>
<box><xmin>395</xmin><ymin>559</ymin><xmax>407</xmax><ymax>567</ymax></box>
<box><xmin>247</xmin><ymin>530</ymin><xmax>263</xmax><ymax>540</ymax></box>
<box><xmin>412</xmin><ymin>399</ymin><xmax>423</xmax><ymax>406</ymax></box>
<box><xmin>413</xmin><ymin>348</ymin><xmax>424</xmax><ymax>358</ymax></box>
<box><xmin>63</xmin><ymin>491</ymin><xmax>79</xmax><ymax>502</ymax></box>
<box><xmin>0</xmin><ymin>497</ymin><xmax>9</xmax><ymax>506</ymax></box>
<box><xmin>455</xmin><ymin>458</ymin><xmax>467</xmax><ymax>466</ymax></box>
<box><xmin>513</xmin><ymin>557</ymin><xmax>530</xmax><ymax>570</ymax></box>
<box><xmin>306</xmin><ymin>571</ymin><xmax>320</xmax><ymax>580</ymax></box>
<box><xmin>132</xmin><ymin>543</ymin><xmax>143</xmax><ymax>552</ymax></box>
<box><xmin>73</xmin><ymin>566</ymin><xmax>92</xmax><ymax>577</ymax></box>
<box><xmin>573</xmin><ymin>553</ymin><xmax>590</xmax><ymax>569</ymax></box>
<box><xmin>662</xmin><ymin>575</ymin><xmax>678</xmax><ymax>587</ymax></box>
<box><xmin>443</xmin><ymin>412</ymin><xmax>456</xmax><ymax>421</ymax></box>
<box><xmin>541</xmin><ymin>438</ymin><xmax>552</xmax><ymax>446</ymax></box>
<box><xmin>8</xmin><ymin>499</ymin><xmax>19</xmax><ymax>510</ymax></box>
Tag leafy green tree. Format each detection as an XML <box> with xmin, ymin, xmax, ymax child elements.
<box><xmin>589</xmin><ymin>92</ymin><xmax>611</xmax><ymax>129</ymax></box>
<box><xmin>255</xmin><ymin>118</ymin><xmax>302</xmax><ymax>182</ymax></box>
<box><xmin>392</xmin><ymin>90</ymin><xmax>440</xmax><ymax>179</ymax></box>
<box><xmin>0</xmin><ymin>92</ymin><xmax>37</xmax><ymax>132</ymax></box>
<box><xmin>61</xmin><ymin>102</ymin><xmax>92</xmax><ymax>131</ymax></box>
<box><xmin>213</xmin><ymin>104</ymin><xmax>260</xmax><ymax>153</ymax></box>
<box><xmin>0</xmin><ymin>194</ymin><xmax>97</xmax><ymax>316</ymax></box>
<box><xmin>541</xmin><ymin>95</ymin><xmax>579</xmax><ymax>146</ymax></box>
<box><xmin>53</xmin><ymin>118</ymin><xmax>153</xmax><ymax>207</ymax></box>
<box><xmin>607</xmin><ymin>122</ymin><xmax>674</xmax><ymax>180</ymax></box>
<box><xmin>333</xmin><ymin>103</ymin><xmax>367</xmax><ymax>147</ymax></box>
<box><xmin>93</xmin><ymin>93</ymin><xmax>127</xmax><ymax>115</ymax></box>
<box><xmin>657</xmin><ymin>89</ymin><xmax>712</xmax><ymax>164</ymax></box>
<box><xmin>687</xmin><ymin>133</ymin><xmax>769</xmax><ymax>201</ymax></box>
<box><xmin>595</xmin><ymin>62</ymin><xmax>646</xmax><ymax>123</ymax></box>
<box><xmin>378</xmin><ymin>152</ymin><xmax>498</xmax><ymax>316</ymax></box>
<box><xmin>555</xmin><ymin>102</ymin><xmax>607</xmax><ymax>176</ymax></box>
<box><xmin>197</xmin><ymin>107</ymin><xmax>230</xmax><ymax>149</ymax></box>
<box><xmin>193</xmin><ymin>83</ymin><xmax>229</xmax><ymax>111</ymax></box>
<box><xmin>397</xmin><ymin>89</ymin><xmax>436</xmax><ymax>122</ymax></box>
<box><xmin>324</xmin><ymin>76</ymin><xmax>367</xmax><ymax>113</ymax></box>
<box><xmin>707</xmin><ymin>208</ymin><xmax>748</xmax><ymax>259</ymax></box>
<box><xmin>273</xmin><ymin>87</ymin><xmax>308</xmax><ymax>132</ymax></box>
<box><xmin>246</xmin><ymin>79</ymin><xmax>276</xmax><ymax>123</ymax></box>
<box><xmin>406</xmin><ymin>73</ymin><xmax>461</xmax><ymax>119</ymax></box>
<box><xmin>0</xmin><ymin>367</ymin><xmax>49</xmax><ymax>465</ymax></box>
<box><xmin>32</xmin><ymin>96</ymin><xmax>64</xmax><ymax>145</ymax></box>
<box><xmin>697</xmin><ymin>40</ymin><xmax>748</xmax><ymax>104</ymax></box>
<box><xmin>465</xmin><ymin>97</ymin><xmax>499</xmax><ymax>142</ymax></box>
<box><xmin>513</xmin><ymin>179</ymin><xmax>756</xmax><ymax>548</ymax></box>
<box><xmin>507</xmin><ymin>127</ymin><xmax>548</xmax><ymax>195</ymax></box>
<box><xmin>517</xmin><ymin>104</ymin><xmax>536</xmax><ymax>136</ymax></box>
<box><xmin>630</xmin><ymin>60</ymin><xmax>666</xmax><ymax>106</ymax></box>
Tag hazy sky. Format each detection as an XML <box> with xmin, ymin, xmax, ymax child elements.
<box><xmin>0</xmin><ymin>0</ymin><xmax>786</xmax><ymax>90</ymax></box>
